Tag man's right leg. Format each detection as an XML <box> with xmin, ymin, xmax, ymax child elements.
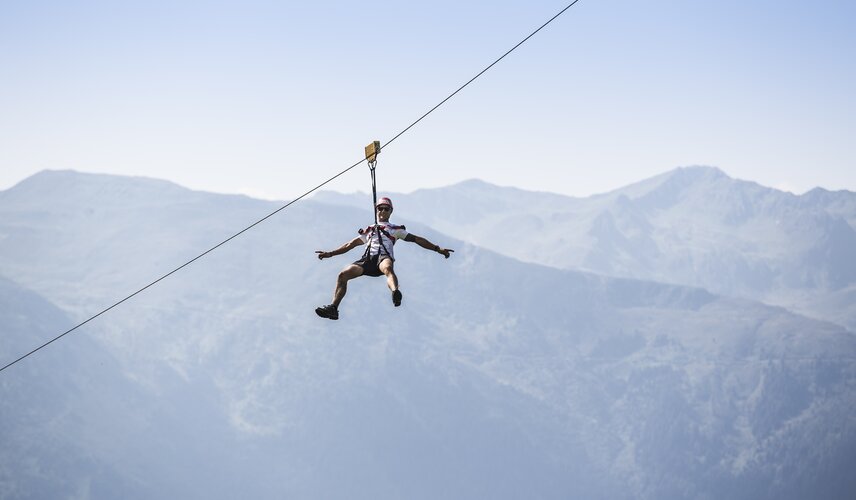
<box><xmin>317</xmin><ymin>264</ymin><xmax>364</xmax><ymax>320</ymax></box>
<box><xmin>332</xmin><ymin>264</ymin><xmax>364</xmax><ymax>308</ymax></box>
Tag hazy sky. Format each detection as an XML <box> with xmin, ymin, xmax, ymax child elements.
<box><xmin>2</xmin><ymin>0</ymin><xmax>854</xmax><ymax>200</ymax></box>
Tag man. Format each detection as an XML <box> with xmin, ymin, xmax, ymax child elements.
<box><xmin>314</xmin><ymin>197</ymin><xmax>453</xmax><ymax>320</ymax></box>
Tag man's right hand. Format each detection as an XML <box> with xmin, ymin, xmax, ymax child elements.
<box><xmin>316</xmin><ymin>251</ymin><xmax>330</xmax><ymax>260</ymax></box>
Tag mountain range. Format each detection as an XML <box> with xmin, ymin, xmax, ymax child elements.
<box><xmin>1</xmin><ymin>169</ymin><xmax>855</xmax><ymax>499</ymax></box>
<box><xmin>315</xmin><ymin>166</ymin><xmax>856</xmax><ymax>332</ymax></box>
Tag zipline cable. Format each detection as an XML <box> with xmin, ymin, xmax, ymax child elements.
<box><xmin>0</xmin><ymin>0</ymin><xmax>584</xmax><ymax>374</ymax></box>
<box><xmin>0</xmin><ymin>161</ymin><xmax>365</xmax><ymax>373</ymax></box>
<box><xmin>382</xmin><ymin>0</ymin><xmax>583</xmax><ymax>152</ymax></box>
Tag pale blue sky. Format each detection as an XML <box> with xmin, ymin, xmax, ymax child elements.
<box><xmin>2</xmin><ymin>0</ymin><xmax>854</xmax><ymax>199</ymax></box>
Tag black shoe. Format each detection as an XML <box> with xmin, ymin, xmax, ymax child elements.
<box><xmin>392</xmin><ymin>289</ymin><xmax>402</xmax><ymax>307</ymax></box>
<box><xmin>315</xmin><ymin>304</ymin><xmax>339</xmax><ymax>320</ymax></box>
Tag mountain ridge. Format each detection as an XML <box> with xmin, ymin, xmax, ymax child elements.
<box><xmin>2</xmin><ymin>169</ymin><xmax>856</xmax><ymax>499</ymax></box>
<box><xmin>313</xmin><ymin>165</ymin><xmax>856</xmax><ymax>331</ymax></box>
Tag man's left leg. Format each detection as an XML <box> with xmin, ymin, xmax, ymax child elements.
<box><xmin>379</xmin><ymin>258</ymin><xmax>402</xmax><ymax>307</ymax></box>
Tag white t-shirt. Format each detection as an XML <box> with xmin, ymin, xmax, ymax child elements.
<box><xmin>359</xmin><ymin>223</ymin><xmax>409</xmax><ymax>259</ymax></box>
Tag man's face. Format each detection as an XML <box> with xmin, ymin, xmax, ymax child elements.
<box><xmin>377</xmin><ymin>204</ymin><xmax>392</xmax><ymax>222</ymax></box>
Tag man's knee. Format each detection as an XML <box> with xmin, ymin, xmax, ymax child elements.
<box><xmin>338</xmin><ymin>265</ymin><xmax>362</xmax><ymax>284</ymax></box>
<box><xmin>379</xmin><ymin>260</ymin><xmax>395</xmax><ymax>276</ymax></box>
<box><xmin>337</xmin><ymin>270</ymin><xmax>353</xmax><ymax>284</ymax></box>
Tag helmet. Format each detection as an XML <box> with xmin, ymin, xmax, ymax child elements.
<box><xmin>376</xmin><ymin>197</ymin><xmax>393</xmax><ymax>210</ymax></box>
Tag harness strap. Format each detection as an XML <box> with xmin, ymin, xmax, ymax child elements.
<box><xmin>360</xmin><ymin>225</ymin><xmax>395</xmax><ymax>260</ymax></box>
<box><xmin>377</xmin><ymin>226</ymin><xmax>395</xmax><ymax>257</ymax></box>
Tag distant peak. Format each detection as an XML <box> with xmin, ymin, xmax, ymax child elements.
<box><xmin>455</xmin><ymin>178</ymin><xmax>493</xmax><ymax>187</ymax></box>
<box><xmin>3</xmin><ymin>169</ymin><xmax>199</xmax><ymax>207</ymax></box>
<box><xmin>669</xmin><ymin>165</ymin><xmax>728</xmax><ymax>180</ymax></box>
<box><xmin>448</xmin><ymin>178</ymin><xmax>500</xmax><ymax>191</ymax></box>
<box><xmin>606</xmin><ymin>166</ymin><xmax>731</xmax><ymax>202</ymax></box>
<box><xmin>447</xmin><ymin>178</ymin><xmax>557</xmax><ymax>196</ymax></box>
<box><xmin>20</xmin><ymin>169</ymin><xmax>78</xmax><ymax>182</ymax></box>
<box><xmin>411</xmin><ymin>178</ymin><xmax>505</xmax><ymax>196</ymax></box>
<box><xmin>8</xmin><ymin>169</ymin><xmax>89</xmax><ymax>191</ymax></box>
<box><xmin>652</xmin><ymin>165</ymin><xmax>733</xmax><ymax>192</ymax></box>
<box><xmin>801</xmin><ymin>186</ymin><xmax>856</xmax><ymax>203</ymax></box>
<box><xmin>16</xmin><ymin>169</ymin><xmax>170</xmax><ymax>187</ymax></box>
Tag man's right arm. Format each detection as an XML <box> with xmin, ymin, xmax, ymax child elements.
<box><xmin>316</xmin><ymin>236</ymin><xmax>364</xmax><ymax>260</ymax></box>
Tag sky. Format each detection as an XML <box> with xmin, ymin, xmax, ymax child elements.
<box><xmin>1</xmin><ymin>0</ymin><xmax>854</xmax><ymax>200</ymax></box>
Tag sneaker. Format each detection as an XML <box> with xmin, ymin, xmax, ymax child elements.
<box><xmin>315</xmin><ymin>304</ymin><xmax>339</xmax><ymax>320</ymax></box>
<box><xmin>392</xmin><ymin>289</ymin><xmax>402</xmax><ymax>307</ymax></box>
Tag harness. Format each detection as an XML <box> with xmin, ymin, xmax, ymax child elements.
<box><xmin>359</xmin><ymin>223</ymin><xmax>406</xmax><ymax>260</ymax></box>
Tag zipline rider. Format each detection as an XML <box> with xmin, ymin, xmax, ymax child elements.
<box><xmin>314</xmin><ymin>196</ymin><xmax>453</xmax><ymax>320</ymax></box>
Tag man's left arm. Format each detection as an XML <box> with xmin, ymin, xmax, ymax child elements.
<box><xmin>404</xmin><ymin>233</ymin><xmax>454</xmax><ymax>259</ymax></box>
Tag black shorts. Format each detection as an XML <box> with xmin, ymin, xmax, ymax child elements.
<box><xmin>353</xmin><ymin>255</ymin><xmax>391</xmax><ymax>277</ymax></box>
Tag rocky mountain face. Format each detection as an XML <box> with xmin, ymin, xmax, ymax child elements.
<box><xmin>316</xmin><ymin>166</ymin><xmax>856</xmax><ymax>331</ymax></box>
<box><xmin>1</xmin><ymin>170</ymin><xmax>855</xmax><ymax>499</ymax></box>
